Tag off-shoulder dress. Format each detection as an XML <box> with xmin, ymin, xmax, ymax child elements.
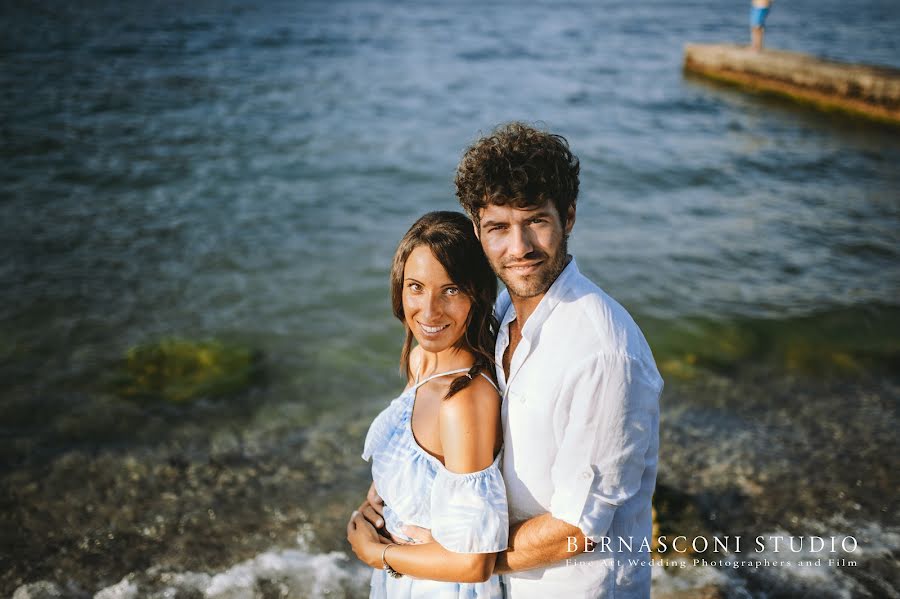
<box><xmin>362</xmin><ymin>368</ymin><xmax>509</xmax><ymax>599</ymax></box>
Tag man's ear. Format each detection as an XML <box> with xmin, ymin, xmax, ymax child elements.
<box><xmin>564</xmin><ymin>205</ymin><xmax>576</xmax><ymax>235</ymax></box>
<box><xmin>472</xmin><ymin>219</ymin><xmax>480</xmax><ymax>240</ymax></box>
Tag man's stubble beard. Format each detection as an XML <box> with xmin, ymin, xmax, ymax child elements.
<box><xmin>495</xmin><ymin>235</ymin><xmax>569</xmax><ymax>300</ymax></box>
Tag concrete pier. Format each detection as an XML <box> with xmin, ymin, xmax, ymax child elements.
<box><xmin>683</xmin><ymin>44</ymin><xmax>900</xmax><ymax>124</ymax></box>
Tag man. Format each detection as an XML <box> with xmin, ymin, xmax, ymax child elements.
<box><xmin>360</xmin><ymin>122</ymin><xmax>662</xmax><ymax>597</ymax></box>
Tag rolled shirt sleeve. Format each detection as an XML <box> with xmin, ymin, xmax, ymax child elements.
<box><xmin>548</xmin><ymin>351</ymin><xmax>661</xmax><ymax>541</ymax></box>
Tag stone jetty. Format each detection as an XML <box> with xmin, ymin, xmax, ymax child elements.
<box><xmin>683</xmin><ymin>43</ymin><xmax>900</xmax><ymax>124</ymax></box>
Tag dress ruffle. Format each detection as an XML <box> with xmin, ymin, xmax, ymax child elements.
<box><xmin>361</xmin><ymin>393</ymin><xmax>407</xmax><ymax>461</ymax></box>
<box><xmin>431</xmin><ymin>456</ymin><xmax>509</xmax><ymax>553</ymax></box>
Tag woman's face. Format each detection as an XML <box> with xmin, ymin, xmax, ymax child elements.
<box><xmin>402</xmin><ymin>245</ymin><xmax>472</xmax><ymax>355</ymax></box>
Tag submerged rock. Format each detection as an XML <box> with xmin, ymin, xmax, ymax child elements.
<box><xmin>658</xmin><ymin>355</ymin><xmax>700</xmax><ymax>381</ymax></box>
<box><xmin>646</xmin><ymin>304</ymin><xmax>900</xmax><ymax>379</ymax></box>
<box><xmin>113</xmin><ymin>338</ymin><xmax>262</xmax><ymax>402</ymax></box>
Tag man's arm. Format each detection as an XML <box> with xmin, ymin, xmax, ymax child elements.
<box><xmin>494</xmin><ymin>513</ymin><xmax>592</xmax><ymax>574</ymax></box>
<box><xmin>495</xmin><ymin>352</ymin><xmax>661</xmax><ymax>574</ymax></box>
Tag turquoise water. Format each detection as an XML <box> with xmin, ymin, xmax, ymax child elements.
<box><xmin>2</xmin><ymin>1</ymin><xmax>898</xmax><ymax>597</ymax></box>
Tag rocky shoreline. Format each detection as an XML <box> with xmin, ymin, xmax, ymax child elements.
<box><xmin>4</xmin><ymin>370</ymin><xmax>897</xmax><ymax>598</ymax></box>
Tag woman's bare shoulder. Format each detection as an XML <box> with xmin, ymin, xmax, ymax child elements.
<box><xmin>440</xmin><ymin>374</ymin><xmax>501</xmax><ymax>423</ymax></box>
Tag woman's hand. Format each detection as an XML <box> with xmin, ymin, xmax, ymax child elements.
<box><xmin>347</xmin><ymin>510</ymin><xmax>388</xmax><ymax>568</ymax></box>
<box><xmin>401</xmin><ymin>524</ymin><xmax>435</xmax><ymax>544</ymax></box>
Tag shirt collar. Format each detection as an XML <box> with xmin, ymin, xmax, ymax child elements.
<box><xmin>500</xmin><ymin>256</ymin><xmax>580</xmax><ymax>341</ymax></box>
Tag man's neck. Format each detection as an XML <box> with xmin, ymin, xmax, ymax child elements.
<box><xmin>507</xmin><ymin>255</ymin><xmax>571</xmax><ymax>328</ymax></box>
<box><xmin>508</xmin><ymin>293</ymin><xmax>545</xmax><ymax>330</ymax></box>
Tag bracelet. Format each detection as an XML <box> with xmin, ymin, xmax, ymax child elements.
<box><xmin>381</xmin><ymin>543</ymin><xmax>403</xmax><ymax>579</ymax></box>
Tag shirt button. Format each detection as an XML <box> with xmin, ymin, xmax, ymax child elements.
<box><xmin>582</xmin><ymin>470</ymin><xmax>592</xmax><ymax>480</ymax></box>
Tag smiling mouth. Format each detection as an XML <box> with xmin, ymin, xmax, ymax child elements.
<box><xmin>505</xmin><ymin>260</ymin><xmax>544</xmax><ymax>273</ymax></box>
<box><xmin>419</xmin><ymin>322</ymin><xmax>450</xmax><ymax>334</ymax></box>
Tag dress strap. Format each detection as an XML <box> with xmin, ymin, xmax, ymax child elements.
<box><xmin>412</xmin><ymin>368</ymin><xmax>501</xmax><ymax>393</ymax></box>
<box><xmin>478</xmin><ymin>372</ymin><xmax>501</xmax><ymax>394</ymax></box>
<box><xmin>412</xmin><ymin>367</ymin><xmax>472</xmax><ymax>390</ymax></box>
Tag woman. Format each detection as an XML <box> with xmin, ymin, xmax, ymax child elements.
<box><xmin>347</xmin><ymin>211</ymin><xmax>507</xmax><ymax>598</ymax></box>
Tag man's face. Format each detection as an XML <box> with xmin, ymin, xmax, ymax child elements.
<box><xmin>476</xmin><ymin>201</ymin><xmax>575</xmax><ymax>300</ymax></box>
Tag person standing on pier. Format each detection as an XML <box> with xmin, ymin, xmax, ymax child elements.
<box><xmin>750</xmin><ymin>0</ymin><xmax>773</xmax><ymax>51</ymax></box>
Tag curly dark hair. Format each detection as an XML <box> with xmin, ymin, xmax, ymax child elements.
<box><xmin>455</xmin><ymin>122</ymin><xmax>580</xmax><ymax>227</ymax></box>
<box><xmin>390</xmin><ymin>211</ymin><xmax>498</xmax><ymax>399</ymax></box>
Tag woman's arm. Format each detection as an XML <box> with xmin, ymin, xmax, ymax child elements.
<box><xmin>347</xmin><ymin>515</ymin><xmax>495</xmax><ymax>583</ymax></box>
<box><xmin>347</xmin><ymin>376</ymin><xmax>502</xmax><ymax>582</ymax></box>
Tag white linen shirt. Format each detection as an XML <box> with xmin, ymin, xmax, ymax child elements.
<box><xmin>496</xmin><ymin>257</ymin><xmax>663</xmax><ymax>598</ymax></box>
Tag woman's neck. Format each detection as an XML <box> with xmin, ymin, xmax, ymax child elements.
<box><xmin>415</xmin><ymin>346</ymin><xmax>475</xmax><ymax>379</ymax></box>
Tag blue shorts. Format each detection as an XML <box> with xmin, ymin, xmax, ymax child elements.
<box><xmin>750</xmin><ymin>6</ymin><xmax>770</xmax><ymax>28</ymax></box>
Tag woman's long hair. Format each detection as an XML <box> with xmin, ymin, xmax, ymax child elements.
<box><xmin>390</xmin><ymin>211</ymin><xmax>498</xmax><ymax>399</ymax></box>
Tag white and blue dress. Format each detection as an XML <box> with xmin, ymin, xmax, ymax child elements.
<box><xmin>362</xmin><ymin>368</ymin><xmax>509</xmax><ymax>599</ymax></box>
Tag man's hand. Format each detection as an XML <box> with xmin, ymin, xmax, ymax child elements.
<box><xmin>357</xmin><ymin>482</ymin><xmax>431</xmax><ymax>545</ymax></box>
<box><xmin>358</xmin><ymin>481</ymin><xmax>385</xmax><ymax>529</ymax></box>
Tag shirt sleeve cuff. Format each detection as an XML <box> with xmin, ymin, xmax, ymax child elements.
<box><xmin>549</xmin><ymin>469</ymin><xmax>618</xmax><ymax>541</ymax></box>
<box><xmin>549</xmin><ymin>467</ymin><xmax>595</xmax><ymax>531</ymax></box>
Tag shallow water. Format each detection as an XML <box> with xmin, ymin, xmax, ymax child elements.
<box><xmin>2</xmin><ymin>0</ymin><xmax>899</xmax><ymax>597</ymax></box>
